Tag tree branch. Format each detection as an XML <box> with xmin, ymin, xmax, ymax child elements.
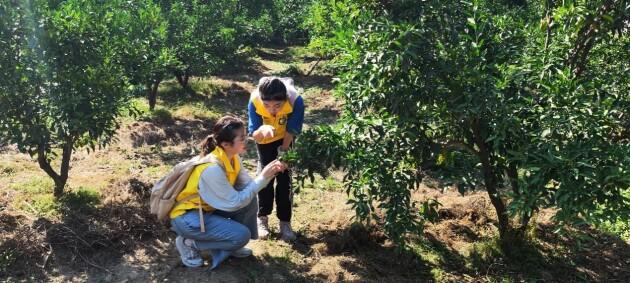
<box><xmin>37</xmin><ymin>145</ymin><xmax>60</xmax><ymax>181</ymax></box>
<box><xmin>567</xmin><ymin>0</ymin><xmax>616</xmax><ymax>77</ymax></box>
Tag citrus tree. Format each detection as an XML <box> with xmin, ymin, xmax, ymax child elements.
<box><xmin>0</xmin><ymin>0</ymin><xmax>137</xmax><ymax>196</ymax></box>
<box><xmin>292</xmin><ymin>0</ymin><xmax>629</xmax><ymax>249</ymax></box>
<box><xmin>163</xmin><ymin>0</ymin><xmax>238</xmax><ymax>89</ymax></box>
<box><xmin>114</xmin><ymin>0</ymin><xmax>176</xmax><ymax>111</ymax></box>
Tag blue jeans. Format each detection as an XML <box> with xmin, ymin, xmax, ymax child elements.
<box><xmin>170</xmin><ymin>197</ymin><xmax>258</xmax><ymax>268</ymax></box>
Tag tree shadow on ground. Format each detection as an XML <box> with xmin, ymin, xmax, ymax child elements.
<box><xmin>296</xmin><ymin>74</ymin><xmax>334</xmax><ymax>90</ymax></box>
<box><xmin>205</xmin><ymin>87</ymin><xmax>251</xmax><ymax>118</ymax></box>
<box><xmin>224</xmin><ymin>54</ymin><xmax>269</xmax><ymax>75</ymax></box>
<box><xmin>159</xmin><ymin>78</ymin><xmax>251</xmax><ymax>118</ymax></box>
<box><xmin>0</xmin><ymin>180</ymin><xmax>172</xmax><ymax>282</ymax></box>
<box><xmin>157</xmin><ymin>81</ymin><xmax>210</xmax><ymax>106</ymax></box>
<box><xmin>128</xmin><ymin>118</ymin><xmax>211</xmax><ymax>147</ymax></box>
<box><xmin>293</xmin><ymin>222</ymin><xmax>436</xmax><ymax>282</ymax></box>
<box><xmin>422</xmin><ymin>221</ymin><xmax>630</xmax><ymax>282</ymax></box>
<box><xmin>159</xmin><ymin>222</ymin><xmax>438</xmax><ymax>282</ymax></box>
<box><xmin>256</xmin><ymin>47</ymin><xmax>293</xmax><ymax>63</ymax></box>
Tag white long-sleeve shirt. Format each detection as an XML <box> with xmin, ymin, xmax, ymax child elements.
<box><xmin>197</xmin><ymin>160</ymin><xmax>273</xmax><ymax>212</ymax></box>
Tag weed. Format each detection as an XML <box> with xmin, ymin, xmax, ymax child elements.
<box><xmin>172</xmin><ymin>103</ymin><xmax>220</xmax><ymax>121</ymax></box>
<box><xmin>149</xmin><ymin>108</ymin><xmax>174</xmax><ymax>125</ymax></box>
<box><xmin>13</xmin><ymin>186</ymin><xmax>100</xmax><ymax>217</ymax></box>
<box><xmin>189</xmin><ymin>79</ymin><xmax>220</xmax><ymax>96</ymax></box>
<box><xmin>9</xmin><ymin>176</ymin><xmax>54</xmax><ymax>195</ymax></box>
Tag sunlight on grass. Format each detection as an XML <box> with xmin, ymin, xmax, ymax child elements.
<box><xmin>286</xmin><ymin>46</ymin><xmax>316</xmax><ymax>60</ymax></box>
<box><xmin>150</xmin><ymin>108</ymin><xmax>174</xmax><ymax>124</ymax></box>
<box><xmin>124</xmin><ymin>98</ymin><xmax>151</xmax><ymax>119</ymax></box>
<box><xmin>311</xmin><ymin>176</ymin><xmax>343</xmax><ymax>192</ymax></box>
<box><xmin>9</xmin><ymin>176</ymin><xmax>54</xmax><ymax>195</ymax></box>
<box><xmin>11</xmin><ymin>184</ymin><xmax>100</xmax><ymax>218</ymax></box>
<box><xmin>171</xmin><ymin>103</ymin><xmax>221</xmax><ymax>121</ymax></box>
<box><xmin>127</xmin><ymin>79</ymin><xmax>223</xmax><ymax>122</ymax></box>
<box><xmin>430</xmin><ymin>267</ymin><xmax>446</xmax><ymax>281</ymax></box>
<box><xmin>597</xmin><ymin>189</ymin><xmax>630</xmax><ymax>242</ymax></box>
<box><xmin>272</xmin><ymin>63</ymin><xmax>303</xmax><ymax>77</ymax></box>
<box><xmin>257</xmin><ymin>58</ymin><xmax>289</xmax><ymax>72</ymax></box>
<box><xmin>189</xmin><ymin>79</ymin><xmax>221</xmax><ymax>96</ymax></box>
<box><xmin>411</xmin><ymin>241</ymin><xmax>443</xmax><ymax>266</ymax></box>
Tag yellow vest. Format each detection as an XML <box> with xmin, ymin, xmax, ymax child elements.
<box><xmin>169</xmin><ymin>147</ymin><xmax>241</xmax><ymax>219</ymax></box>
<box><xmin>252</xmin><ymin>97</ymin><xmax>293</xmax><ymax>144</ymax></box>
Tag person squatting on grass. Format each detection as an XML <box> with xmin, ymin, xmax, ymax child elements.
<box><xmin>169</xmin><ymin>116</ymin><xmax>287</xmax><ymax>269</ymax></box>
<box><xmin>248</xmin><ymin>77</ymin><xmax>305</xmax><ymax>242</ymax></box>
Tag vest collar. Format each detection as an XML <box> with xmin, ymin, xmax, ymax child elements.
<box><xmin>210</xmin><ymin>146</ymin><xmax>240</xmax><ymax>175</ymax></box>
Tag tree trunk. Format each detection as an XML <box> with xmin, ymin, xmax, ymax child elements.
<box><xmin>148</xmin><ymin>79</ymin><xmax>161</xmax><ymax>111</ymax></box>
<box><xmin>37</xmin><ymin>136</ymin><xmax>74</xmax><ymax>197</ymax></box>
<box><xmin>56</xmin><ymin>136</ymin><xmax>73</xmax><ymax>197</ymax></box>
<box><xmin>175</xmin><ymin>72</ymin><xmax>190</xmax><ymax>88</ymax></box>
<box><xmin>471</xmin><ymin>119</ymin><xmax>514</xmax><ymax>248</ymax></box>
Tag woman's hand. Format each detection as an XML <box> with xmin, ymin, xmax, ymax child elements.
<box><xmin>253</xmin><ymin>125</ymin><xmax>275</xmax><ymax>141</ymax></box>
<box><xmin>260</xmin><ymin>160</ymin><xmax>287</xmax><ymax>178</ymax></box>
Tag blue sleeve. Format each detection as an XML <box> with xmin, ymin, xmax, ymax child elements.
<box><xmin>248</xmin><ymin>101</ymin><xmax>262</xmax><ymax>135</ymax></box>
<box><xmin>287</xmin><ymin>96</ymin><xmax>304</xmax><ymax>135</ymax></box>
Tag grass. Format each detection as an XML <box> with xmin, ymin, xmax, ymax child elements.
<box><xmin>301</xmin><ymin>86</ymin><xmax>325</xmax><ymax>97</ymax></box>
<box><xmin>171</xmin><ymin>103</ymin><xmax>221</xmax><ymax>121</ymax></box>
<box><xmin>599</xmin><ymin>219</ymin><xmax>630</xmax><ymax>242</ymax></box>
<box><xmin>596</xmin><ymin>188</ymin><xmax>630</xmax><ymax>242</ymax></box>
<box><xmin>125</xmin><ymin>79</ymin><xmax>223</xmax><ymax>124</ymax></box>
<box><xmin>8</xmin><ymin>176</ymin><xmax>54</xmax><ymax>195</ymax></box>
<box><xmin>272</xmin><ymin>63</ymin><xmax>303</xmax><ymax>77</ymax></box>
<box><xmin>286</xmin><ymin>46</ymin><xmax>317</xmax><ymax>60</ymax></box>
<box><xmin>257</xmin><ymin>58</ymin><xmax>290</xmax><ymax>73</ymax></box>
<box><xmin>310</xmin><ymin>176</ymin><xmax>343</xmax><ymax>192</ymax></box>
<box><xmin>10</xmin><ymin>181</ymin><xmax>100</xmax><ymax>217</ymax></box>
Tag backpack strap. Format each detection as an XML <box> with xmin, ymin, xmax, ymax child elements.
<box><xmin>174</xmin><ymin>193</ymin><xmax>206</xmax><ymax>233</ymax></box>
<box><xmin>175</xmin><ymin>193</ymin><xmax>199</xmax><ymax>205</ymax></box>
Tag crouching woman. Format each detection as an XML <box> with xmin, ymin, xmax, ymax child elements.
<box><xmin>169</xmin><ymin>115</ymin><xmax>286</xmax><ymax>269</ymax></box>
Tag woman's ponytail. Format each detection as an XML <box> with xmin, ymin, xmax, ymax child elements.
<box><xmin>200</xmin><ymin>134</ymin><xmax>217</xmax><ymax>157</ymax></box>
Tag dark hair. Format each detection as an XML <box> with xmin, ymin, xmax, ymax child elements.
<box><xmin>258</xmin><ymin>77</ymin><xmax>287</xmax><ymax>101</ymax></box>
<box><xmin>200</xmin><ymin>116</ymin><xmax>245</xmax><ymax>156</ymax></box>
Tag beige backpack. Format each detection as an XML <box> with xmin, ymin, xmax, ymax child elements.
<box><xmin>149</xmin><ymin>154</ymin><xmax>221</xmax><ymax>231</ymax></box>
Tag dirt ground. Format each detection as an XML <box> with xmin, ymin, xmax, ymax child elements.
<box><xmin>1</xmin><ymin>46</ymin><xmax>628</xmax><ymax>283</ymax></box>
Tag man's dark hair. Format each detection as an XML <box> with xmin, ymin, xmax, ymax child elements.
<box><xmin>259</xmin><ymin>77</ymin><xmax>287</xmax><ymax>101</ymax></box>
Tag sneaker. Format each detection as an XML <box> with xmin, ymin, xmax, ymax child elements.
<box><xmin>231</xmin><ymin>247</ymin><xmax>253</xmax><ymax>258</ymax></box>
<box><xmin>279</xmin><ymin>221</ymin><xmax>297</xmax><ymax>242</ymax></box>
<box><xmin>209</xmin><ymin>249</ymin><xmax>231</xmax><ymax>270</ymax></box>
<box><xmin>175</xmin><ymin>236</ymin><xmax>203</xmax><ymax>267</ymax></box>
<box><xmin>258</xmin><ymin>216</ymin><xmax>270</xmax><ymax>240</ymax></box>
